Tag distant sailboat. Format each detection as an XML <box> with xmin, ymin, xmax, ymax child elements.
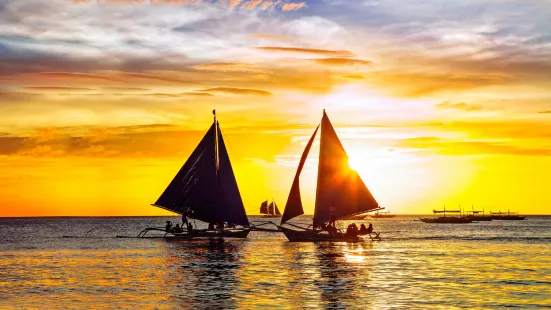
<box><xmin>260</xmin><ymin>200</ymin><xmax>282</xmax><ymax>218</ymax></box>
<box><xmin>144</xmin><ymin>110</ymin><xmax>250</xmax><ymax>239</ymax></box>
<box><xmin>279</xmin><ymin>110</ymin><xmax>383</xmax><ymax>242</ymax></box>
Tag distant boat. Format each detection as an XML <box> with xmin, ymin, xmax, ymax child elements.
<box><xmin>260</xmin><ymin>200</ymin><xmax>282</xmax><ymax>218</ymax></box>
<box><xmin>420</xmin><ymin>206</ymin><xmax>472</xmax><ymax>224</ymax></box>
<box><xmin>465</xmin><ymin>206</ymin><xmax>492</xmax><ymax>221</ymax></box>
<box><xmin>145</xmin><ymin>110</ymin><xmax>251</xmax><ymax>239</ymax></box>
<box><xmin>491</xmin><ymin>210</ymin><xmax>526</xmax><ymax>220</ymax></box>
<box><xmin>279</xmin><ymin>110</ymin><xmax>383</xmax><ymax>242</ymax></box>
<box><xmin>371</xmin><ymin>211</ymin><xmax>395</xmax><ymax>218</ymax></box>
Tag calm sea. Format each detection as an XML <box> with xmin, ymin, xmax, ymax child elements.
<box><xmin>1</xmin><ymin>216</ymin><xmax>550</xmax><ymax>309</ymax></box>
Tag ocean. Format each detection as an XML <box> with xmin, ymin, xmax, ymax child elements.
<box><xmin>1</xmin><ymin>216</ymin><xmax>550</xmax><ymax>309</ymax></box>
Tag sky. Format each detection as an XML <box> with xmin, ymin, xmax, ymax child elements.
<box><xmin>1</xmin><ymin>0</ymin><xmax>550</xmax><ymax>216</ymax></box>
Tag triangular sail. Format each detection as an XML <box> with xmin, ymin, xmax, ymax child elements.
<box><xmin>281</xmin><ymin>125</ymin><xmax>320</xmax><ymax>224</ymax></box>
<box><xmin>274</xmin><ymin>202</ymin><xmax>281</xmax><ymax>215</ymax></box>
<box><xmin>153</xmin><ymin>119</ymin><xmax>249</xmax><ymax>227</ymax></box>
<box><xmin>154</xmin><ymin>123</ymin><xmax>219</xmax><ymax>219</ymax></box>
<box><xmin>216</xmin><ymin>122</ymin><xmax>250</xmax><ymax>226</ymax></box>
<box><xmin>260</xmin><ymin>200</ymin><xmax>269</xmax><ymax>214</ymax></box>
<box><xmin>313</xmin><ymin>111</ymin><xmax>380</xmax><ymax>226</ymax></box>
<box><xmin>268</xmin><ymin>202</ymin><xmax>275</xmax><ymax>215</ymax></box>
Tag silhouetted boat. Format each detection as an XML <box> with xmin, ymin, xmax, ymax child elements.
<box><xmin>260</xmin><ymin>200</ymin><xmax>282</xmax><ymax>218</ymax></box>
<box><xmin>420</xmin><ymin>207</ymin><xmax>472</xmax><ymax>224</ymax></box>
<box><xmin>143</xmin><ymin>110</ymin><xmax>250</xmax><ymax>239</ymax></box>
<box><xmin>465</xmin><ymin>207</ymin><xmax>492</xmax><ymax>221</ymax></box>
<box><xmin>491</xmin><ymin>211</ymin><xmax>526</xmax><ymax>220</ymax></box>
<box><xmin>279</xmin><ymin>110</ymin><xmax>383</xmax><ymax>242</ymax></box>
<box><xmin>371</xmin><ymin>211</ymin><xmax>395</xmax><ymax>218</ymax></box>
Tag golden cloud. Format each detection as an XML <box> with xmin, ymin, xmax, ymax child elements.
<box><xmin>257</xmin><ymin>47</ymin><xmax>355</xmax><ymax>57</ymax></box>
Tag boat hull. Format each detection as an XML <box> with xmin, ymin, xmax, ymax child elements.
<box><xmin>419</xmin><ymin>217</ymin><xmax>472</xmax><ymax>224</ymax></box>
<box><xmin>280</xmin><ymin>226</ymin><xmax>360</xmax><ymax>242</ymax></box>
<box><xmin>260</xmin><ymin>215</ymin><xmax>282</xmax><ymax>218</ymax></box>
<box><xmin>191</xmin><ymin>229</ymin><xmax>251</xmax><ymax>238</ymax></box>
<box><xmin>467</xmin><ymin>216</ymin><xmax>493</xmax><ymax>221</ymax></box>
<box><xmin>492</xmin><ymin>216</ymin><xmax>526</xmax><ymax>220</ymax></box>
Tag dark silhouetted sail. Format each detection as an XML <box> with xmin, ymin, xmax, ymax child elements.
<box><xmin>153</xmin><ymin>119</ymin><xmax>249</xmax><ymax>227</ymax></box>
<box><xmin>260</xmin><ymin>200</ymin><xmax>269</xmax><ymax>214</ymax></box>
<box><xmin>268</xmin><ymin>202</ymin><xmax>275</xmax><ymax>215</ymax></box>
<box><xmin>274</xmin><ymin>202</ymin><xmax>281</xmax><ymax>215</ymax></box>
<box><xmin>313</xmin><ymin>111</ymin><xmax>380</xmax><ymax>226</ymax></box>
<box><xmin>216</xmin><ymin>122</ymin><xmax>249</xmax><ymax>226</ymax></box>
<box><xmin>154</xmin><ymin>123</ymin><xmax>217</xmax><ymax>217</ymax></box>
<box><xmin>281</xmin><ymin>125</ymin><xmax>319</xmax><ymax>224</ymax></box>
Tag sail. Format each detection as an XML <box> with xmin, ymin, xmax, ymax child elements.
<box><xmin>281</xmin><ymin>125</ymin><xmax>320</xmax><ymax>224</ymax></box>
<box><xmin>154</xmin><ymin>123</ymin><xmax>219</xmax><ymax>218</ymax></box>
<box><xmin>313</xmin><ymin>111</ymin><xmax>380</xmax><ymax>226</ymax></box>
<box><xmin>153</xmin><ymin>120</ymin><xmax>249</xmax><ymax>226</ymax></box>
<box><xmin>268</xmin><ymin>202</ymin><xmax>275</xmax><ymax>215</ymax></box>
<box><xmin>216</xmin><ymin>122</ymin><xmax>250</xmax><ymax>226</ymax></box>
<box><xmin>274</xmin><ymin>202</ymin><xmax>281</xmax><ymax>215</ymax></box>
<box><xmin>260</xmin><ymin>200</ymin><xmax>269</xmax><ymax>214</ymax></box>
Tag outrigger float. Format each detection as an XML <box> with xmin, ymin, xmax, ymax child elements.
<box><xmin>277</xmin><ymin>110</ymin><xmax>383</xmax><ymax>242</ymax></box>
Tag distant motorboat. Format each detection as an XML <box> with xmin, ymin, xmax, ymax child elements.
<box><xmin>371</xmin><ymin>211</ymin><xmax>395</xmax><ymax>218</ymax></box>
<box><xmin>491</xmin><ymin>210</ymin><xmax>526</xmax><ymax>220</ymax></box>
<box><xmin>465</xmin><ymin>206</ymin><xmax>492</xmax><ymax>221</ymax></box>
<box><xmin>420</xmin><ymin>206</ymin><xmax>472</xmax><ymax>224</ymax></box>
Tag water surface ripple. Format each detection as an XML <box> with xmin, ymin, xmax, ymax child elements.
<box><xmin>1</xmin><ymin>216</ymin><xmax>550</xmax><ymax>309</ymax></box>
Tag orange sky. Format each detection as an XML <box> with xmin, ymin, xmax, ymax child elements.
<box><xmin>1</xmin><ymin>0</ymin><xmax>550</xmax><ymax>216</ymax></box>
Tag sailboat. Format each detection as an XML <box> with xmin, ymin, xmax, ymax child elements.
<box><xmin>279</xmin><ymin>110</ymin><xmax>383</xmax><ymax>242</ymax></box>
<box><xmin>146</xmin><ymin>110</ymin><xmax>251</xmax><ymax>239</ymax></box>
<box><xmin>260</xmin><ymin>200</ymin><xmax>282</xmax><ymax>218</ymax></box>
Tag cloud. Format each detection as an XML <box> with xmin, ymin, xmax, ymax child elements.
<box><xmin>399</xmin><ymin>137</ymin><xmax>551</xmax><ymax>156</ymax></box>
<box><xmin>192</xmin><ymin>62</ymin><xmax>265</xmax><ymax>73</ymax></box>
<box><xmin>117</xmin><ymin>73</ymin><xmax>197</xmax><ymax>85</ymax></box>
<box><xmin>313</xmin><ymin>58</ymin><xmax>373</xmax><ymax>66</ymax></box>
<box><xmin>281</xmin><ymin>2</ymin><xmax>306</xmax><ymax>11</ymax></box>
<box><xmin>0</xmin><ymin>91</ymin><xmax>42</xmax><ymax>101</ymax></box>
<box><xmin>23</xmin><ymin>87</ymin><xmax>95</xmax><ymax>91</ymax></box>
<box><xmin>103</xmin><ymin>87</ymin><xmax>150</xmax><ymax>91</ymax></box>
<box><xmin>199</xmin><ymin>87</ymin><xmax>272</xmax><ymax>96</ymax></box>
<box><xmin>251</xmin><ymin>33</ymin><xmax>295</xmax><ymax>41</ymax></box>
<box><xmin>339</xmin><ymin>74</ymin><xmax>364</xmax><ymax>80</ymax></box>
<box><xmin>538</xmin><ymin>110</ymin><xmax>551</xmax><ymax>114</ymax></box>
<box><xmin>35</xmin><ymin>72</ymin><xmax>119</xmax><ymax>81</ymax></box>
<box><xmin>256</xmin><ymin>47</ymin><xmax>355</xmax><ymax>57</ymax></box>
<box><xmin>436</xmin><ymin>101</ymin><xmax>484</xmax><ymax>112</ymax></box>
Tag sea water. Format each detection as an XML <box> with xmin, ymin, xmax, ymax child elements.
<box><xmin>1</xmin><ymin>216</ymin><xmax>550</xmax><ymax>309</ymax></box>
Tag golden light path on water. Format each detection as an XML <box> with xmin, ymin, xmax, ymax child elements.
<box><xmin>1</xmin><ymin>216</ymin><xmax>550</xmax><ymax>309</ymax></box>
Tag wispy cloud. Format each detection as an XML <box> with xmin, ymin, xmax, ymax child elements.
<box><xmin>256</xmin><ymin>46</ymin><xmax>355</xmax><ymax>57</ymax></box>
<box><xmin>199</xmin><ymin>87</ymin><xmax>272</xmax><ymax>96</ymax></box>
<box><xmin>281</xmin><ymin>2</ymin><xmax>306</xmax><ymax>11</ymax></box>
<box><xmin>313</xmin><ymin>58</ymin><xmax>373</xmax><ymax>66</ymax></box>
<box><xmin>436</xmin><ymin>101</ymin><xmax>484</xmax><ymax>112</ymax></box>
<box><xmin>23</xmin><ymin>87</ymin><xmax>95</xmax><ymax>91</ymax></box>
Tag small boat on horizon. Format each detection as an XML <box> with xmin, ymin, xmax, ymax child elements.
<box><xmin>371</xmin><ymin>211</ymin><xmax>396</xmax><ymax>218</ymax></box>
<box><xmin>259</xmin><ymin>200</ymin><xmax>282</xmax><ymax>218</ymax></box>
<box><xmin>491</xmin><ymin>210</ymin><xmax>526</xmax><ymax>220</ymax></box>
<box><xmin>141</xmin><ymin>110</ymin><xmax>251</xmax><ymax>239</ymax></box>
<box><xmin>419</xmin><ymin>206</ymin><xmax>472</xmax><ymax>224</ymax></box>
<box><xmin>465</xmin><ymin>206</ymin><xmax>492</xmax><ymax>221</ymax></box>
<box><xmin>278</xmin><ymin>110</ymin><xmax>383</xmax><ymax>242</ymax></box>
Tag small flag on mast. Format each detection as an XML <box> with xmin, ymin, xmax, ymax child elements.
<box><xmin>213</xmin><ymin>109</ymin><xmax>216</xmax><ymax>116</ymax></box>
